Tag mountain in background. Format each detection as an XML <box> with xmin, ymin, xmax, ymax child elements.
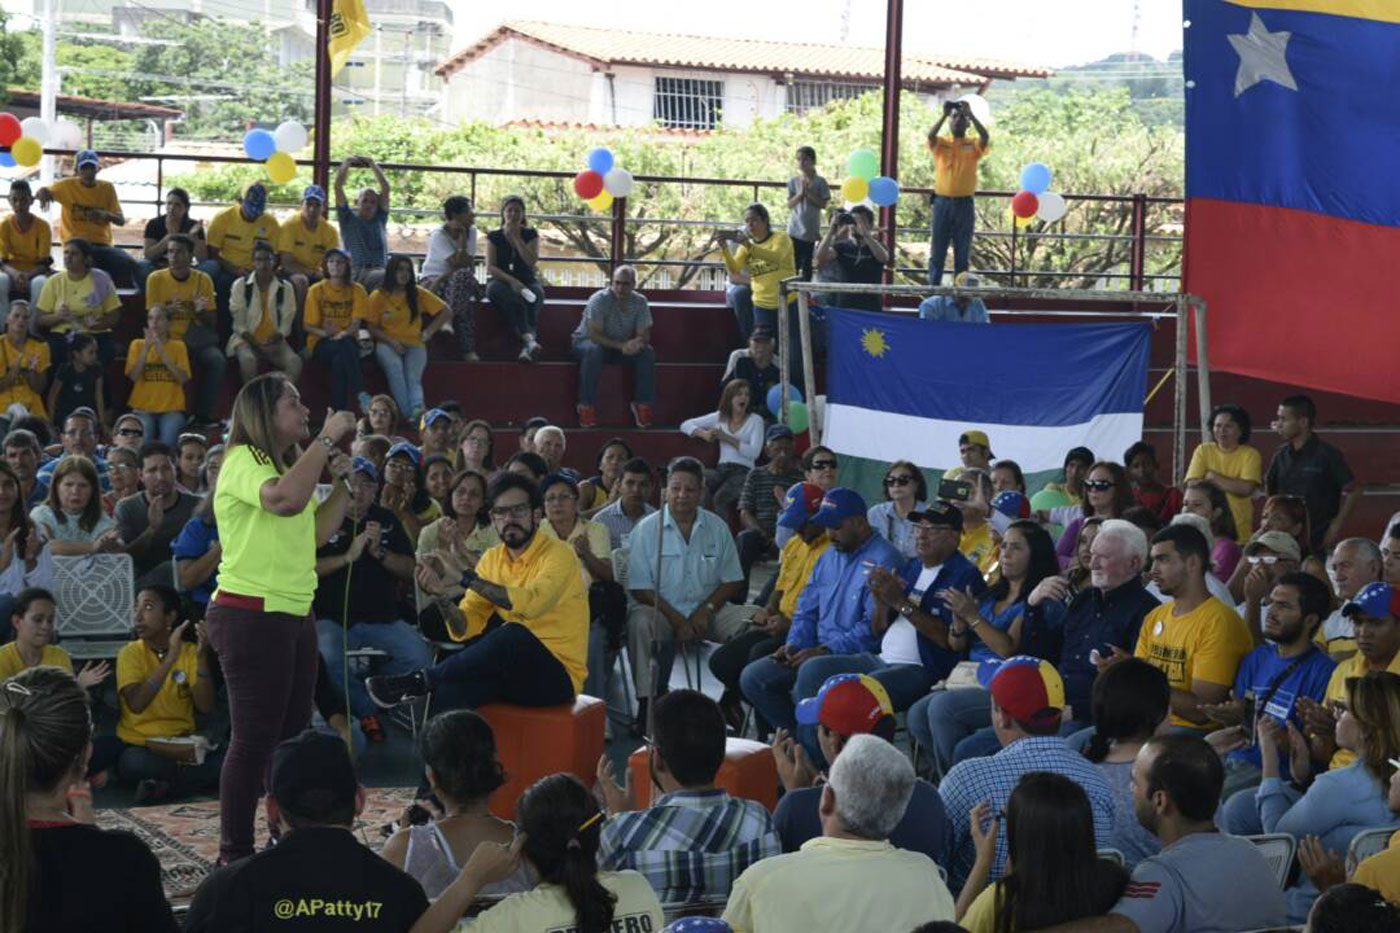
<box><xmin>987</xmin><ymin>50</ymin><xmax>1185</xmax><ymax>128</ymax></box>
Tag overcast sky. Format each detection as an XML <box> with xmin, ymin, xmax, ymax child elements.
<box><xmin>449</xmin><ymin>0</ymin><xmax>1184</xmax><ymax>69</ymax></box>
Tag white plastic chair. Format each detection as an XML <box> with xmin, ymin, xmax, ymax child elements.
<box><xmin>52</xmin><ymin>553</ymin><xmax>135</xmax><ymax>660</ymax></box>
<box><xmin>1244</xmin><ymin>833</ymin><xmax>1297</xmax><ymax>889</ymax></box>
<box><xmin>1347</xmin><ymin>826</ymin><xmax>1396</xmax><ymax>873</ymax></box>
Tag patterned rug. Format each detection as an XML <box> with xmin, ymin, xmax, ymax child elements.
<box><xmin>95</xmin><ymin>787</ymin><xmax>419</xmax><ymax>902</ymax></box>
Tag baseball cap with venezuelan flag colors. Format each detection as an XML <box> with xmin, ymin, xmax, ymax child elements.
<box><xmin>978</xmin><ymin>656</ymin><xmax>1065</xmax><ymax>727</ymax></box>
<box><xmin>795</xmin><ymin>672</ymin><xmax>894</xmax><ymax>736</ymax></box>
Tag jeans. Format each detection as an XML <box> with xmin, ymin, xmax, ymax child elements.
<box><xmin>189</xmin><ymin>342</ymin><xmax>227</xmax><ymax>421</ymax></box>
<box><xmin>786</xmin><ymin>653</ymin><xmax>934</xmax><ymax>767</ymax></box>
<box><xmin>0</xmin><ymin>271</ymin><xmax>45</xmax><ymax>308</ymax></box>
<box><xmin>574</xmin><ymin>338</ymin><xmax>656</xmax><ymax>406</ymax></box>
<box><xmin>89</xmin><ymin>244</ymin><xmax>138</xmax><ymax>288</ymax></box>
<box><xmin>135</xmin><ymin>410</ymin><xmax>187</xmax><ymax>448</ymax></box>
<box><xmin>792</xmin><ymin>238</ymin><xmax>815</xmax><ymax>280</ymax></box>
<box><xmin>907</xmin><ymin>688</ymin><xmax>992</xmax><ymax>779</ymax></box>
<box><xmin>485</xmin><ymin>279</ymin><xmax>544</xmax><ymax>339</ymax></box>
<box><xmin>90</xmin><ymin>735</ymin><xmax>224</xmax><ymax>797</ymax></box>
<box><xmin>234</xmin><ymin>341</ymin><xmax>302</xmax><ymax>382</ymax></box>
<box><xmin>583</xmin><ymin>580</ymin><xmax>628</xmax><ymax>701</ymax></box>
<box><xmin>206</xmin><ymin>604</ymin><xmax>318</xmax><ymax>862</ymax></box>
<box><xmin>374</xmin><ymin>341</ymin><xmax>427</xmax><ymax>418</ymax></box>
<box><xmin>197</xmin><ymin>260</ymin><xmax>234</xmax><ymax>315</ymax></box>
<box><xmin>315</xmin><ymin>618</ymin><xmax>434</xmax><ymax>718</ymax></box>
<box><xmin>1220</xmin><ymin>780</ymin><xmax>1302</xmax><ymax>836</ymax></box>
<box><xmin>428</xmin><ymin>620</ymin><xmax>574</xmax><ymax>711</ymax></box>
<box><xmin>727</xmin><ymin>284</ymin><xmax>754</xmax><ymax>341</ymax></box>
<box><xmin>312</xmin><ymin>338</ymin><xmax>365</xmax><ymax>411</ymax></box>
<box><xmin>929</xmin><ymin>195</ymin><xmax>975</xmax><ymax>286</ymax></box>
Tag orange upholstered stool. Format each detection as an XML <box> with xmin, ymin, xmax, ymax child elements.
<box><xmin>478</xmin><ymin>695</ymin><xmax>606</xmax><ymax>819</ymax></box>
<box><xmin>628</xmin><ymin>737</ymin><xmax>779</xmax><ymax>811</ymax></box>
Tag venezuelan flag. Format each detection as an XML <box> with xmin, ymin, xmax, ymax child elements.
<box><xmin>1184</xmin><ymin>0</ymin><xmax>1400</xmax><ymax>404</ymax></box>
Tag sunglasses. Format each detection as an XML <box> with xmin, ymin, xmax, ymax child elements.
<box><xmin>116</xmin><ymin>428</ymin><xmax>143</xmax><ymax>437</ymax></box>
<box><xmin>1083</xmin><ymin>480</ymin><xmax>1116</xmax><ymax>491</ymax></box>
<box><xmin>810</xmin><ymin>459</ymin><xmax>838</xmax><ymax>470</ymax></box>
<box><xmin>884</xmin><ymin>475</ymin><xmax>914</xmax><ymax>487</ymax></box>
<box><xmin>1247</xmin><ymin>555</ymin><xmax>1281</xmax><ymax>566</ymax></box>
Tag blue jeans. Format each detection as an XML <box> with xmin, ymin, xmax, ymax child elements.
<box><xmin>485</xmin><ymin>279</ymin><xmax>544</xmax><ymax>339</ymax></box>
<box><xmin>187</xmin><ymin>342</ymin><xmax>227</xmax><ymax>422</ymax></box>
<box><xmin>1220</xmin><ymin>780</ymin><xmax>1302</xmax><ymax>836</ymax></box>
<box><xmin>929</xmin><ymin>195</ymin><xmax>975</xmax><ymax>285</ymax></box>
<box><xmin>907</xmin><ymin>688</ymin><xmax>992</xmax><ymax>779</ymax></box>
<box><xmin>316</xmin><ymin>618</ymin><xmax>434</xmax><ymax>718</ymax></box>
<box><xmin>90</xmin><ymin>735</ymin><xmax>223</xmax><ymax>797</ymax></box>
<box><xmin>135</xmin><ymin>410</ymin><xmax>187</xmax><ymax>448</ymax></box>
<box><xmin>374</xmin><ymin>342</ymin><xmax>427</xmax><ymax>418</ymax></box>
<box><xmin>312</xmin><ymin>338</ymin><xmax>365</xmax><ymax>411</ymax></box>
<box><xmin>0</xmin><ymin>271</ymin><xmax>45</xmax><ymax>308</ymax></box>
<box><xmin>728</xmin><ymin>284</ymin><xmax>754</xmax><ymax>340</ymax></box>
<box><xmin>574</xmin><ymin>338</ymin><xmax>656</xmax><ymax>406</ymax></box>
<box><xmin>429</xmin><ymin>620</ymin><xmax>574</xmax><ymax>712</ymax></box>
<box><xmin>788</xmin><ymin>653</ymin><xmax>934</xmax><ymax>766</ymax></box>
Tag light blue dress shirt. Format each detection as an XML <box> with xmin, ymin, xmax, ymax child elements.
<box><xmin>626</xmin><ymin>506</ymin><xmax>743</xmax><ymax>617</ymax></box>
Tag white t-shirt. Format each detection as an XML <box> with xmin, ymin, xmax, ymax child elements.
<box><xmin>882</xmin><ymin>564</ymin><xmax>941</xmax><ymax>666</ymax></box>
<box><xmin>420</xmin><ymin>224</ymin><xmax>477</xmax><ymax>279</ymax></box>
<box><xmin>469</xmin><ymin>870</ymin><xmax>663</xmax><ymax>933</ymax></box>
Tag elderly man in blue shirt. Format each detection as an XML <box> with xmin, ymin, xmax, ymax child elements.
<box><xmin>627</xmin><ymin>456</ymin><xmax>757</xmax><ymax>733</ymax></box>
<box><xmin>738</xmin><ymin>488</ymin><xmax>903</xmax><ymax>743</ymax></box>
<box><xmin>917</xmin><ymin>271</ymin><xmax>989</xmax><ymax>323</ymax></box>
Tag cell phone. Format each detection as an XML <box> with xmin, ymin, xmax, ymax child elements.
<box><xmin>938</xmin><ymin>478</ymin><xmax>972</xmax><ymax>502</ymax></box>
<box><xmin>1241</xmin><ymin>694</ymin><xmax>1257</xmax><ymax>745</ymax></box>
<box><xmin>943</xmin><ymin>100</ymin><xmax>957</xmax><ymax>115</ymax></box>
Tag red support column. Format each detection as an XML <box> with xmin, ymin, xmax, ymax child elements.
<box><xmin>878</xmin><ymin>0</ymin><xmax>905</xmax><ymax>299</ymax></box>
<box><xmin>312</xmin><ymin>0</ymin><xmax>334</xmax><ymax>190</ymax></box>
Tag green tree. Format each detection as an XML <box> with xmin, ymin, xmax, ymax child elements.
<box><xmin>0</xmin><ymin>11</ymin><xmax>38</xmax><ymax>99</ymax></box>
<box><xmin>55</xmin><ymin>42</ymin><xmax>135</xmax><ymax>101</ymax></box>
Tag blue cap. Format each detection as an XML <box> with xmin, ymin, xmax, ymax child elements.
<box><xmin>765</xmin><ymin>423</ymin><xmax>794</xmax><ymax>443</ymax></box>
<box><xmin>422</xmin><ymin>408</ymin><xmax>451</xmax><ymax>428</ymax></box>
<box><xmin>809</xmin><ymin>487</ymin><xmax>867</xmax><ymax>528</ymax></box>
<box><xmin>988</xmin><ymin>490</ymin><xmax>1030</xmax><ymax>535</ymax></box>
<box><xmin>350</xmin><ymin>456</ymin><xmax>377</xmax><ymax>481</ymax></box>
<box><xmin>776</xmin><ymin>481</ymin><xmax>825</xmax><ymax>531</ymax></box>
<box><xmin>664</xmin><ymin>919</ymin><xmax>732</xmax><ymax>933</ymax></box>
<box><xmin>75</xmin><ymin>149</ymin><xmax>100</xmax><ymax>168</ymax></box>
<box><xmin>241</xmin><ymin>183</ymin><xmax>267</xmax><ymax>217</ymax></box>
<box><xmin>1344</xmin><ymin>581</ymin><xmax>1400</xmax><ymax>620</ymax></box>
<box><xmin>302</xmin><ymin>184</ymin><xmax>327</xmax><ymax>203</ymax></box>
<box><xmin>387</xmin><ymin>441</ymin><xmax>420</xmax><ymax>467</ymax></box>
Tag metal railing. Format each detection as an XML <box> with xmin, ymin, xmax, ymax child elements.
<box><xmin>40</xmin><ymin>147</ymin><xmax>1183</xmax><ymax>293</ymax></box>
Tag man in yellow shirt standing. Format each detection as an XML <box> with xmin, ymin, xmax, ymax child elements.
<box><xmin>927</xmin><ymin>100</ymin><xmax>990</xmax><ymax>286</ymax></box>
<box><xmin>206</xmin><ymin>183</ymin><xmax>280</xmax><ymax>313</ymax></box>
<box><xmin>366</xmin><ymin>471</ymin><xmax>587</xmax><ymax>713</ymax></box>
<box><xmin>277</xmin><ymin>185</ymin><xmax>340</xmax><ymax>313</ymax></box>
<box><xmin>1131</xmin><ymin>523</ymin><xmax>1253</xmax><ymax>731</ymax></box>
<box><xmin>0</xmin><ymin>180</ymin><xmax>53</xmax><ymax>307</ymax></box>
<box><xmin>36</xmin><ymin>149</ymin><xmax>138</xmax><ymax>286</ymax></box>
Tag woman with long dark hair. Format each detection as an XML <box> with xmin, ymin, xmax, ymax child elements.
<box><xmin>207</xmin><ymin>372</ymin><xmax>355</xmax><ymax>863</ymax></box>
<box><xmin>0</xmin><ymin>666</ymin><xmax>177</xmax><ymax>932</ymax></box>
<box><xmin>304</xmin><ymin>248</ymin><xmax>371</xmax><ymax>414</ymax></box>
<box><xmin>1056</xmin><ymin>461</ymin><xmax>1132</xmax><ymax>569</ymax></box>
<box><xmin>485</xmin><ymin>194</ymin><xmax>546</xmax><ymax>362</ymax></box>
<box><xmin>956</xmin><ymin>771</ymin><xmax>1128</xmax><ymax>932</ymax></box>
<box><xmin>713</xmin><ymin>202</ymin><xmax>797</xmax><ymax>335</ymax></box>
<box><xmin>367</xmin><ymin>254</ymin><xmax>448</xmax><ymax>423</ymax></box>
<box><xmin>415</xmin><ymin>469</ymin><xmax>497</xmax><ymax>642</ymax></box>
<box><xmin>680</xmin><ymin>378</ymin><xmax>764</xmax><ymax>519</ymax></box>
<box><xmin>579</xmin><ymin>437</ymin><xmax>632</xmax><ymax>515</ymax></box>
<box><xmin>1183</xmin><ymin>478</ymin><xmax>1242</xmax><ymax>580</ymax></box>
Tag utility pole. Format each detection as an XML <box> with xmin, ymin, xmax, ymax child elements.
<box><xmin>40</xmin><ymin>0</ymin><xmax>59</xmax><ymax>187</ymax></box>
<box><xmin>312</xmin><ymin>0</ymin><xmax>332</xmax><ymax>190</ymax></box>
<box><xmin>878</xmin><ymin>0</ymin><xmax>904</xmax><ymax>294</ymax></box>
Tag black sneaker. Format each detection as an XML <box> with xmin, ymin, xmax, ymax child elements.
<box><xmin>365</xmin><ymin>669</ymin><xmax>431</xmax><ymax>708</ymax></box>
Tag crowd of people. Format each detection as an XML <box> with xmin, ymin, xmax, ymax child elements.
<box><xmin>0</xmin><ymin>134</ymin><xmax>1398</xmax><ymax>933</ymax></box>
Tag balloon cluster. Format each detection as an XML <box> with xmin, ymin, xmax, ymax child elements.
<box><xmin>839</xmin><ymin>148</ymin><xmax>900</xmax><ymax>207</ymax></box>
<box><xmin>1010</xmin><ymin>162</ymin><xmax>1067</xmax><ymax>226</ymax></box>
<box><xmin>0</xmin><ymin>115</ymin><xmax>81</xmax><ymax>168</ymax></box>
<box><xmin>573</xmin><ymin>148</ymin><xmax>633</xmax><ymax>212</ymax></box>
<box><xmin>243</xmin><ymin>121</ymin><xmax>308</xmax><ymax>185</ymax></box>
<box><xmin>766</xmin><ymin>384</ymin><xmax>810</xmax><ymax>434</ymax></box>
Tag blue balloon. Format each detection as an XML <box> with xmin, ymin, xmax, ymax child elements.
<box><xmin>1020</xmin><ymin>162</ymin><xmax>1052</xmax><ymax>195</ymax></box>
<box><xmin>868</xmin><ymin>175</ymin><xmax>900</xmax><ymax>207</ymax></box>
<box><xmin>766</xmin><ymin>384</ymin><xmax>803</xmax><ymax>414</ymax></box>
<box><xmin>587</xmin><ymin>147</ymin><xmax>614</xmax><ymax>175</ymax></box>
<box><xmin>0</xmin><ymin>151</ymin><xmax>14</xmax><ymax>168</ymax></box>
<box><xmin>243</xmin><ymin>129</ymin><xmax>276</xmax><ymax>162</ymax></box>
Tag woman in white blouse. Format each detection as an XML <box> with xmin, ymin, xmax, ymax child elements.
<box><xmin>680</xmin><ymin>378</ymin><xmax>764</xmax><ymax>520</ymax></box>
<box><xmin>867</xmin><ymin>459</ymin><xmax>929</xmax><ymax>559</ymax></box>
<box><xmin>419</xmin><ymin>195</ymin><xmax>480</xmax><ymax>362</ymax></box>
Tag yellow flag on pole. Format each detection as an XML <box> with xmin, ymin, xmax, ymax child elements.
<box><xmin>328</xmin><ymin>0</ymin><xmax>372</xmax><ymax>76</ymax></box>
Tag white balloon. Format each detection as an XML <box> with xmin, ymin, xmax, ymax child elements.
<box><xmin>19</xmin><ymin>117</ymin><xmax>47</xmax><ymax>144</ymax></box>
<box><xmin>957</xmin><ymin>93</ymin><xmax>994</xmax><ymax>126</ymax></box>
<box><xmin>274</xmin><ymin>120</ymin><xmax>308</xmax><ymax>153</ymax></box>
<box><xmin>1036</xmin><ymin>191</ymin><xmax>1068</xmax><ymax>223</ymax></box>
<box><xmin>603</xmin><ymin>168</ymin><xmax>634</xmax><ymax>198</ymax></box>
<box><xmin>51</xmin><ymin>119</ymin><xmax>82</xmax><ymax>149</ymax></box>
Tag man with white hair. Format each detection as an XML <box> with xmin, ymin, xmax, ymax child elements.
<box><xmin>722</xmin><ymin>733</ymin><xmax>955</xmax><ymax>933</ymax></box>
<box><xmin>572</xmin><ymin>264</ymin><xmax>655</xmax><ymax>429</ymax></box>
<box><xmin>1316</xmin><ymin>537</ymin><xmax>1382</xmax><ymax>660</ymax></box>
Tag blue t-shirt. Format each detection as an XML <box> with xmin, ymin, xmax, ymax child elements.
<box><xmin>1228</xmin><ymin>644</ymin><xmax>1335</xmax><ymax>770</ymax></box>
<box><xmin>170</xmin><ymin>515</ymin><xmax>219</xmax><ymax>604</ymax></box>
<box><xmin>967</xmin><ymin>596</ymin><xmax>1027</xmax><ymax>664</ymax></box>
<box><xmin>335</xmin><ymin>204</ymin><xmax>388</xmax><ymax>270</ymax></box>
<box><xmin>773</xmin><ymin>778</ymin><xmax>951</xmax><ymax>869</ymax></box>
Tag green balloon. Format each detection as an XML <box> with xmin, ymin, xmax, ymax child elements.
<box><xmin>848</xmin><ymin>149</ymin><xmax>879</xmax><ymax>181</ymax></box>
<box><xmin>788</xmin><ymin>401</ymin><xmax>810</xmax><ymax>434</ymax></box>
<box><xmin>1029</xmin><ymin>488</ymin><xmax>1071</xmax><ymax>512</ymax></box>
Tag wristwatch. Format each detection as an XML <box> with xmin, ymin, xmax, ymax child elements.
<box><xmin>458</xmin><ymin>567</ymin><xmax>479</xmax><ymax>590</ymax></box>
<box><xmin>318</xmin><ymin>435</ymin><xmax>335</xmax><ymax>453</ymax></box>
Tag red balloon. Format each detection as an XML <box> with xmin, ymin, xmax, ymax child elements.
<box><xmin>573</xmin><ymin>170</ymin><xmax>604</xmax><ymax>200</ymax></box>
<box><xmin>1011</xmin><ymin>190</ymin><xmax>1039</xmax><ymax>219</ymax></box>
<box><xmin>0</xmin><ymin>114</ymin><xmax>20</xmax><ymax>147</ymax></box>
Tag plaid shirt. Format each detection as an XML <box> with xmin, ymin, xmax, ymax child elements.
<box><xmin>598</xmin><ymin>789</ymin><xmax>781</xmax><ymax>903</ymax></box>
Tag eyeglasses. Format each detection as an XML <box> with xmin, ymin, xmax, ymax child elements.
<box><xmin>810</xmin><ymin>459</ymin><xmax>838</xmax><ymax>470</ymax></box>
<box><xmin>1083</xmin><ymin>480</ymin><xmax>1116</xmax><ymax>491</ymax></box>
<box><xmin>1247</xmin><ymin>555</ymin><xmax>1281</xmax><ymax>566</ymax></box>
<box><xmin>116</xmin><ymin>428</ymin><xmax>143</xmax><ymax>437</ymax></box>
<box><xmin>490</xmin><ymin>503</ymin><xmax>533</xmax><ymax>521</ymax></box>
<box><xmin>465</xmin><ymin>436</ymin><xmax>489</xmax><ymax>446</ymax></box>
<box><xmin>884</xmin><ymin>475</ymin><xmax>914</xmax><ymax>487</ymax></box>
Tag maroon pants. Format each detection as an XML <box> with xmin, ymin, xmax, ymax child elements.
<box><xmin>207</xmin><ymin>601</ymin><xmax>318</xmax><ymax>862</ymax></box>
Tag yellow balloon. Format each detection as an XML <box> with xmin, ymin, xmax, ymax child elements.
<box><xmin>587</xmin><ymin>191</ymin><xmax>614</xmax><ymax>212</ymax></box>
<box><xmin>1015</xmin><ymin>213</ymin><xmax>1035</xmax><ymax>228</ymax></box>
<box><xmin>265</xmin><ymin>151</ymin><xmax>297</xmax><ymax>185</ymax></box>
<box><xmin>11</xmin><ymin>136</ymin><xmax>41</xmax><ymax>167</ymax></box>
<box><xmin>840</xmin><ymin>176</ymin><xmax>869</xmax><ymax>203</ymax></box>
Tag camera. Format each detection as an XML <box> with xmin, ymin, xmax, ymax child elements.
<box><xmin>835</xmin><ymin>211</ymin><xmax>854</xmax><ymax>226</ymax></box>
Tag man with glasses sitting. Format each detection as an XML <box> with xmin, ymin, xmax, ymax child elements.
<box><xmin>109</xmin><ymin>413</ymin><xmax>146</xmax><ymax>454</ymax></box>
<box><xmin>34</xmin><ymin>407</ymin><xmax>111</xmax><ymax>500</ymax></box>
<box><xmin>365</xmin><ymin>471</ymin><xmax>588</xmax><ymax>714</ymax></box>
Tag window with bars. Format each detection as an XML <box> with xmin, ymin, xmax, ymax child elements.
<box><xmin>785</xmin><ymin>79</ymin><xmax>880</xmax><ymax>116</ymax></box>
<box><xmin>654</xmin><ymin>77</ymin><xmax>724</xmax><ymax>129</ymax></box>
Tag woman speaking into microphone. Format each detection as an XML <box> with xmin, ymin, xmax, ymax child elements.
<box><xmin>208</xmin><ymin>371</ymin><xmax>356</xmax><ymax>863</ymax></box>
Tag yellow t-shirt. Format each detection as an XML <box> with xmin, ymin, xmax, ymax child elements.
<box><xmin>115</xmin><ymin>640</ymin><xmax>200</xmax><ymax>746</ymax></box>
<box><xmin>251</xmin><ymin>291</ymin><xmax>277</xmax><ymax>343</ymax></box>
<box><xmin>0</xmin><ymin>337</ymin><xmax>50</xmax><ymax>416</ymax></box>
<box><xmin>303</xmin><ymin>280</ymin><xmax>367</xmax><ymax>351</ymax></box>
<box><xmin>206</xmin><ymin>205</ymin><xmax>280</xmax><ymax>271</ymax></box>
<box><xmin>471</xmin><ymin>871</ymin><xmax>663</xmax><ymax>933</ymax></box>
<box><xmin>1185</xmin><ymin>442</ymin><xmax>1263</xmax><ymax>538</ymax></box>
<box><xmin>35</xmin><ymin>270</ymin><xmax>122</xmax><ymax>334</ymax></box>
<box><xmin>930</xmin><ymin>134</ymin><xmax>990</xmax><ymax>198</ymax></box>
<box><xmin>276</xmin><ymin>216</ymin><xmax>340</xmax><ymax>272</ymax></box>
<box><xmin>960</xmin><ymin>882</ymin><xmax>1000</xmax><ymax>933</ymax></box>
<box><xmin>722</xmin><ymin>232</ymin><xmax>796</xmax><ymax>310</ymax></box>
<box><xmin>145</xmin><ymin>268</ymin><xmax>215</xmax><ymax>341</ymax></box>
<box><xmin>541</xmin><ymin>517</ymin><xmax>612</xmax><ymax>587</ymax></box>
<box><xmin>48</xmin><ymin>177</ymin><xmax>121</xmax><ymax>244</ymax></box>
<box><xmin>0</xmin><ymin>642</ymin><xmax>74</xmax><ymax>680</ymax></box>
<box><xmin>0</xmin><ymin>214</ymin><xmax>52</xmax><ymax>272</ymax></box>
<box><xmin>960</xmin><ymin>522</ymin><xmax>997</xmax><ymax>575</ymax></box>
<box><xmin>214</xmin><ymin>444</ymin><xmax>318</xmax><ymax>615</ymax></box>
<box><xmin>1352</xmin><ymin>831</ymin><xmax>1400</xmax><ymax>905</ymax></box>
<box><xmin>124</xmin><ymin>338</ymin><xmax>189</xmax><ymax>413</ymax></box>
<box><xmin>1324</xmin><ymin>650</ymin><xmax>1400</xmax><ymax>769</ymax></box>
<box><xmin>1135</xmin><ymin>596</ymin><xmax>1253</xmax><ymax>728</ymax></box>
<box><xmin>457</xmin><ymin>531</ymin><xmax>589</xmax><ymax>691</ymax></box>
<box><xmin>776</xmin><ymin>532</ymin><xmax>831</xmax><ymax>619</ymax></box>
<box><xmin>367</xmin><ymin>286</ymin><xmax>445</xmax><ymax>348</ymax></box>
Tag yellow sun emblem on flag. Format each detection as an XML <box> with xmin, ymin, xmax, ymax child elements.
<box><xmin>861</xmin><ymin>328</ymin><xmax>891</xmax><ymax>358</ymax></box>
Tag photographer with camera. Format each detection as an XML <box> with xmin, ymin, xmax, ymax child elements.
<box><xmin>927</xmin><ymin>99</ymin><xmax>990</xmax><ymax>286</ymax></box>
<box><xmin>814</xmin><ymin>205</ymin><xmax>888</xmax><ymax>312</ymax></box>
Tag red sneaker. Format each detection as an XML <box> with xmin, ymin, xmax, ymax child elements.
<box><xmin>577</xmin><ymin>405</ymin><xmax>598</xmax><ymax>428</ymax></box>
<box><xmin>360</xmin><ymin>714</ymin><xmax>386</xmax><ymax>743</ymax></box>
<box><xmin>631</xmin><ymin>402</ymin><xmax>654</xmax><ymax>428</ymax></box>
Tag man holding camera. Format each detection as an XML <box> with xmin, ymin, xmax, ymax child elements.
<box><xmin>814</xmin><ymin>205</ymin><xmax>889</xmax><ymax>312</ymax></box>
<box><xmin>927</xmin><ymin>100</ymin><xmax>990</xmax><ymax>286</ymax></box>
